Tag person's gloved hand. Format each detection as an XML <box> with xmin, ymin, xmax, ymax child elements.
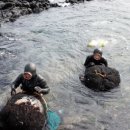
<box><xmin>11</xmin><ymin>84</ymin><xmax>16</xmax><ymax>96</ymax></box>
<box><xmin>34</xmin><ymin>86</ymin><xmax>50</xmax><ymax>94</ymax></box>
<box><xmin>100</xmin><ymin>63</ymin><xmax>105</xmax><ymax>67</ymax></box>
<box><xmin>11</xmin><ymin>87</ymin><xmax>16</xmax><ymax>96</ymax></box>
<box><xmin>34</xmin><ymin>86</ymin><xmax>42</xmax><ymax>93</ymax></box>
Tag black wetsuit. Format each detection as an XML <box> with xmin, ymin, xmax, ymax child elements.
<box><xmin>84</xmin><ymin>55</ymin><xmax>108</xmax><ymax>68</ymax></box>
<box><xmin>13</xmin><ymin>74</ymin><xmax>50</xmax><ymax>94</ymax></box>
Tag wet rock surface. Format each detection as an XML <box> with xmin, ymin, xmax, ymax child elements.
<box><xmin>0</xmin><ymin>0</ymin><xmax>93</xmax><ymax>23</ymax></box>
<box><xmin>0</xmin><ymin>0</ymin><xmax>51</xmax><ymax>23</ymax></box>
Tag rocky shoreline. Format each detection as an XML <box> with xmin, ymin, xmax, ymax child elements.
<box><xmin>0</xmin><ymin>0</ymin><xmax>92</xmax><ymax>24</ymax></box>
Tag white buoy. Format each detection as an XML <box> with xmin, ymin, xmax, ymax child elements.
<box><xmin>87</xmin><ymin>39</ymin><xmax>108</xmax><ymax>48</ymax></box>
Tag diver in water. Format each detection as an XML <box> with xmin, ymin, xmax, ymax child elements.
<box><xmin>11</xmin><ymin>63</ymin><xmax>50</xmax><ymax>95</ymax></box>
<box><xmin>80</xmin><ymin>49</ymin><xmax>108</xmax><ymax>81</ymax></box>
<box><xmin>84</xmin><ymin>49</ymin><xmax>108</xmax><ymax>68</ymax></box>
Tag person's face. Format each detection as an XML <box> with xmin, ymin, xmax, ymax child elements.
<box><xmin>23</xmin><ymin>72</ymin><xmax>32</xmax><ymax>80</ymax></box>
<box><xmin>93</xmin><ymin>53</ymin><xmax>102</xmax><ymax>60</ymax></box>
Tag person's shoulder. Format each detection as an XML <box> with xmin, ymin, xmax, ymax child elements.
<box><xmin>18</xmin><ymin>73</ymin><xmax>23</xmax><ymax>78</ymax></box>
<box><xmin>37</xmin><ymin>74</ymin><xmax>45</xmax><ymax>81</ymax></box>
<box><xmin>87</xmin><ymin>55</ymin><xmax>93</xmax><ymax>59</ymax></box>
<box><xmin>15</xmin><ymin>73</ymin><xmax>23</xmax><ymax>80</ymax></box>
<box><xmin>101</xmin><ymin>57</ymin><xmax>107</xmax><ymax>61</ymax></box>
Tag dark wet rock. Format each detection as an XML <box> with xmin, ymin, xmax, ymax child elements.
<box><xmin>66</xmin><ymin>0</ymin><xmax>78</xmax><ymax>4</ymax></box>
<box><xmin>80</xmin><ymin>65</ymin><xmax>120</xmax><ymax>91</ymax></box>
<box><xmin>32</xmin><ymin>7</ymin><xmax>41</xmax><ymax>13</ymax></box>
<box><xmin>0</xmin><ymin>33</ymin><xmax>3</xmax><ymax>36</ymax></box>
<box><xmin>2</xmin><ymin>0</ymin><xmax>18</xmax><ymax>1</ymax></box>
<box><xmin>9</xmin><ymin>17</ymin><xmax>15</xmax><ymax>22</ymax></box>
<box><xmin>15</xmin><ymin>1</ymin><xmax>22</xmax><ymax>7</ymax></box>
<box><xmin>11</xmin><ymin>8</ymin><xmax>21</xmax><ymax>18</ymax></box>
<box><xmin>66</xmin><ymin>0</ymin><xmax>92</xmax><ymax>4</ymax></box>
<box><xmin>0</xmin><ymin>0</ymin><xmax>93</xmax><ymax>23</ymax></box>
<box><xmin>50</xmin><ymin>3</ymin><xmax>60</xmax><ymax>7</ymax></box>
<box><xmin>2</xmin><ymin>2</ymin><xmax>14</xmax><ymax>10</ymax></box>
<box><xmin>30</xmin><ymin>1</ymin><xmax>37</xmax><ymax>9</ymax></box>
<box><xmin>66</xmin><ymin>0</ymin><xmax>85</xmax><ymax>4</ymax></box>
<box><xmin>0</xmin><ymin>0</ymin><xmax>52</xmax><ymax>23</ymax></box>
<box><xmin>0</xmin><ymin>2</ymin><xmax>5</xmax><ymax>10</ymax></box>
<box><xmin>28</xmin><ymin>8</ymin><xmax>33</xmax><ymax>14</ymax></box>
<box><xmin>20</xmin><ymin>8</ymin><xmax>30</xmax><ymax>15</ymax></box>
<box><xmin>22</xmin><ymin>1</ymin><xmax>30</xmax><ymax>8</ymax></box>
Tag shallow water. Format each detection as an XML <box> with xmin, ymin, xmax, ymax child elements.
<box><xmin>0</xmin><ymin>0</ymin><xmax>130</xmax><ymax>129</ymax></box>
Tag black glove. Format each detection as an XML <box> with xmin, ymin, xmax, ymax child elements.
<box><xmin>10</xmin><ymin>84</ymin><xmax>16</xmax><ymax>96</ymax></box>
<box><xmin>11</xmin><ymin>87</ymin><xmax>16</xmax><ymax>96</ymax></box>
<box><xmin>100</xmin><ymin>63</ymin><xmax>105</xmax><ymax>67</ymax></box>
<box><xmin>34</xmin><ymin>86</ymin><xmax>50</xmax><ymax>94</ymax></box>
<box><xmin>34</xmin><ymin>86</ymin><xmax>42</xmax><ymax>93</ymax></box>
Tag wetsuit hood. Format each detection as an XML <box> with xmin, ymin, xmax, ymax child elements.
<box><xmin>93</xmin><ymin>49</ymin><xmax>102</xmax><ymax>56</ymax></box>
<box><xmin>24</xmin><ymin>63</ymin><xmax>36</xmax><ymax>77</ymax></box>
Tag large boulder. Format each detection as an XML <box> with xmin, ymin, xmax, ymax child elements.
<box><xmin>0</xmin><ymin>93</ymin><xmax>46</xmax><ymax>130</ymax></box>
<box><xmin>82</xmin><ymin>65</ymin><xmax>120</xmax><ymax>91</ymax></box>
<box><xmin>1</xmin><ymin>2</ymin><xmax>14</xmax><ymax>10</ymax></box>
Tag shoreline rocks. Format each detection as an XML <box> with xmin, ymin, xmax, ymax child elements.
<box><xmin>0</xmin><ymin>0</ymin><xmax>51</xmax><ymax>23</ymax></box>
<box><xmin>0</xmin><ymin>0</ymin><xmax>92</xmax><ymax>24</ymax></box>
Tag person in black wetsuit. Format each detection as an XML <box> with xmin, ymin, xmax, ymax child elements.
<box><xmin>80</xmin><ymin>49</ymin><xmax>108</xmax><ymax>81</ymax></box>
<box><xmin>11</xmin><ymin>63</ymin><xmax>50</xmax><ymax>95</ymax></box>
<box><xmin>84</xmin><ymin>49</ymin><xmax>108</xmax><ymax>68</ymax></box>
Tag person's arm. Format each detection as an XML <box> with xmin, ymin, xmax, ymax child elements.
<box><xmin>12</xmin><ymin>74</ymin><xmax>23</xmax><ymax>89</ymax></box>
<box><xmin>84</xmin><ymin>56</ymin><xmax>91</xmax><ymax>67</ymax></box>
<box><xmin>36</xmin><ymin>75</ymin><xmax>50</xmax><ymax>94</ymax></box>
<box><xmin>102</xmin><ymin>58</ymin><xmax>108</xmax><ymax>67</ymax></box>
<box><xmin>11</xmin><ymin>74</ymin><xmax>23</xmax><ymax>95</ymax></box>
